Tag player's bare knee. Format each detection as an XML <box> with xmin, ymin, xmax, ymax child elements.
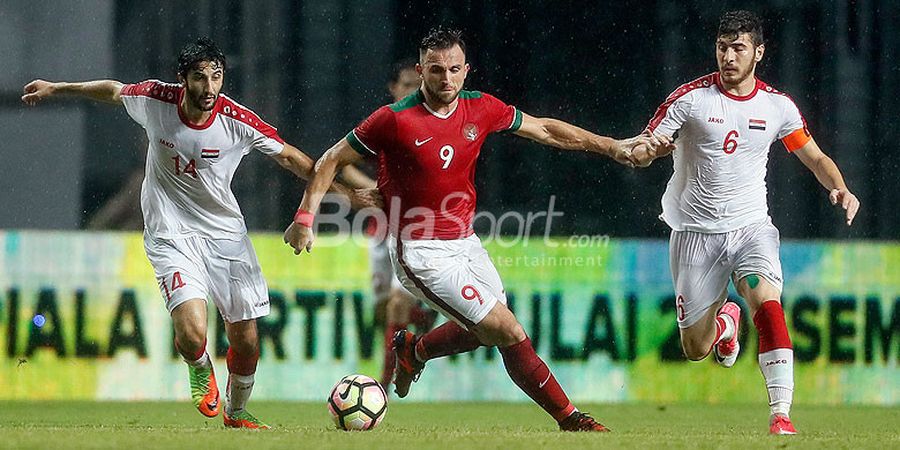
<box><xmin>502</xmin><ymin>322</ymin><xmax>527</xmax><ymax>346</ymax></box>
<box><xmin>680</xmin><ymin>331</ymin><xmax>712</xmax><ymax>361</ymax></box>
<box><xmin>738</xmin><ymin>275</ymin><xmax>781</xmax><ymax>313</ymax></box>
<box><xmin>174</xmin><ymin>325</ymin><xmax>206</xmax><ymax>357</ymax></box>
<box><xmin>472</xmin><ymin>302</ymin><xmax>524</xmax><ymax>346</ymax></box>
<box><xmin>682</xmin><ymin>344</ymin><xmax>709</xmax><ymax>361</ymax></box>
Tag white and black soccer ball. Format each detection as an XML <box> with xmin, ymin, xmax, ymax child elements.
<box><xmin>327</xmin><ymin>374</ymin><xmax>387</xmax><ymax>431</ymax></box>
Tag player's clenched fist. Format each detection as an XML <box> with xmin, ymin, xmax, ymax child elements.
<box><xmin>829</xmin><ymin>188</ymin><xmax>860</xmax><ymax>226</ymax></box>
<box><xmin>631</xmin><ymin>130</ymin><xmax>675</xmax><ymax>168</ymax></box>
<box><xmin>21</xmin><ymin>79</ymin><xmax>57</xmax><ymax>105</ymax></box>
<box><xmin>284</xmin><ymin>222</ymin><xmax>315</xmax><ymax>255</ymax></box>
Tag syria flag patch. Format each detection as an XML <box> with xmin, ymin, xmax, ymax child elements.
<box><xmin>749</xmin><ymin>119</ymin><xmax>767</xmax><ymax>131</ymax></box>
<box><xmin>201</xmin><ymin>148</ymin><xmax>220</xmax><ymax>159</ymax></box>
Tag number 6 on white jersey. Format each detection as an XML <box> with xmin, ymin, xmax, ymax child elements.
<box><xmin>439</xmin><ymin>144</ymin><xmax>454</xmax><ymax>169</ymax></box>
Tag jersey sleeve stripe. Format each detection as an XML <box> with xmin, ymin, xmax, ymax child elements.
<box><xmin>120</xmin><ymin>80</ymin><xmax>180</xmax><ymax>104</ymax></box>
<box><xmin>346</xmin><ymin>130</ymin><xmax>376</xmax><ymax>155</ymax></box>
<box><xmin>505</xmin><ymin>107</ymin><xmax>523</xmax><ymax>132</ymax></box>
<box><xmin>218</xmin><ymin>95</ymin><xmax>285</xmax><ymax>144</ymax></box>
<box><xmin>647</xmin><ymin>73</ymin><xmax>715</xmax><ymax>132</ymax></box>
<box><xmin>781</xmin><ymin>128</ymin><xmax>811</xmax><ymax>152</ymax></box>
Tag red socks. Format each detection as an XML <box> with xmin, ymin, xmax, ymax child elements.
<box><xmin>226</xmin><ymin>346</ymin><xmax>259</xmax><ymax>376</ymax></box>
<box><xmin>753</xmin><ymin>300</ymin><xmax>795</xmax><ymax>416</ymax></box>
<box><xmin>409</xmin><ymin>306</ymin><xmax>430</xmax><ymax>331</ymax></box>
<box><xmin>413</xmin><ymin>324</ymin><xmax>575</xmax><ymax>423</ymax></box>
<box><xmin>753</xmin><ymin>301</ymin><xmax>792</xmax><ymax>352</ymax></box>
<box><xmin>499</xmin><ymin>338</ymin><xmax>575</xmax><ymax>423</ymax></box>
<box><xmin>414</xmin><ymin>321</ymin><xmax>483</xmax><ymax>361</ymax></box>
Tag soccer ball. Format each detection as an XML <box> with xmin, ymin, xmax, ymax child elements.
<box><xmin>327</xmin><ymin>374</ymin><xmax>387</xmax><ymax>431</ymax></box>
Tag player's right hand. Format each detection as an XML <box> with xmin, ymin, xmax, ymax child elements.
<box><xmin>829</xmin><ymin>188</ymin><xmax>860</xmax><ymax>226</ymax></box>
<box><xmin>21</xmin><ymin>79</ymin><xmax>56</xmax><ymax>106</ymax></box>
<box><xmin>284</xmin><ymin>223</ymin><xmax>315</xmax><ymax>255</ymax></box>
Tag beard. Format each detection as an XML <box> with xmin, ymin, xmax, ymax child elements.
<box><xmin>720</xmin><ymin>62</ymin><xmax>755</xmax><ymax>85</ymax></box>
<box><xmin>187</xmin><ymin>88</ymin><xmax>218</xmax><ymax>111</ymax></box>
<box><xmin>423</xmin><ymin>82</ymin><xmax>459</xmax><ymax>105</ymax></box>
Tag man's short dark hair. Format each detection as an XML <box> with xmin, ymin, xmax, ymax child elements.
<box><xmin>717</xmin><ymin>10</ymin><xmax>765</xmax><ymax>47</ymax></box>
<box><xmin>177</xmin><ymin>37</ymin><xmax>226</xmax><ymax>78</ymax></box>
<box><xmin>418</xmin><ymin>27</ymin><xmax>466</xmax><ymax>60</ymax></box>
<box><xmin>389</xmin><ymin>58</ymin><xmax>417</xmax><ymax>84</ymax></box>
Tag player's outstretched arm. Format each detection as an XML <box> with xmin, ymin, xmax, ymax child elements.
<box><xmin>22</xmin><ymin>79</ymin><xmax>124</xmax><ymax>106</ymax></box>
<box><xmin>793</xmin><ymin>138</ymin><xmax>860</xmax><ymax>226</ymax></box>
<box><xmin>340</xmin><ymin>165</ymin><xmax>377</xmax><ymax>190</ymax></box>
<box><xmin>283</xmin><ymin>138</ymin><xmax>364</xmax><ymax>254</ymax></box>
<box><xmin>272</xmin><ymin>143</ymin><xmax>380</xmax><ymax>211</ymax></box>
<box><xmin>513</xmin><ymin>113</ymin><xmax>665</xmax><ymax>167</ymax></box>
<box><xmin>272</xmin><ymin>143</ymin><xmax>317</xmax><ymax>180</ymax></box>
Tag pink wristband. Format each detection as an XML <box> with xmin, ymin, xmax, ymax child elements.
<box><xmin>293</xmin><ymin>208</ymin><xmax>314</xmax><ymax>227</ymax></box>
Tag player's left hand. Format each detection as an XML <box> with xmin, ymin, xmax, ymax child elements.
<box><xmin>351</xmin><ymin>188</ymin><xmax>383</xmax><ymax>210</ymax></box>
<box><xmin>829</xmin><ymin>188</ymin><xmax>860</xmax><ymax>226</ymax></box>
<box><xmin>284</xmin><ymin>222</ymin><xmax>315</xmax><ymax>254</ymax></box>
<box><xmin>21</xmin><ymin>79</ymin><xmax>56</xmax><ymax>106</ymax></box>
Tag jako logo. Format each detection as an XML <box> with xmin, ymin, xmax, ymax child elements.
<box><xmin>765</xmin><ymin>359</ymin><xmax>788</xmax><ymax>366</ymax></box>
<box><xmin>159</xmin><ymin>138</ymin><xmax>175</xmax><ymax>148</ymax></box>
<box><xmin>708</xmin><ymin>117</ymin><xmax>725</xmax><ymax>124</ymax></box>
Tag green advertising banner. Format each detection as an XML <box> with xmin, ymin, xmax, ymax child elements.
<box><xmin>0</xmin><ymin>231</ymin><xmax>897</xmax><ymax>404</ymax></box>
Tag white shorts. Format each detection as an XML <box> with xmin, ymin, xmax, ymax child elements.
<box><xmin>669</xmin><ymin>218</ymin><xmax>784</xmax><ymax>329</ymax></box>
<box><xmin>388</xmin><ymin>234</ymin><xmax>505</xmax><ymax>329</ymax></box>
<box><xmin>143</xmin><ymin>233</ymin><xmax>270</xmax><ymax>323</ymax></box>
<box><xmin>369</xmin><ymin>237</ymin><xmax>411</xmax><ymax>302</ymax></box>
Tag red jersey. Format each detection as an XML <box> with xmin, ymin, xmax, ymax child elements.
<box><xmin>347</xmin><ymin>89</ymin><xmax>522</xmax><ymax>240</ymax></box>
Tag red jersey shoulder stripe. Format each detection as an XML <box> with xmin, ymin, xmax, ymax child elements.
<box><xmin>756</xmin><ymin>79</ymin><xmax>812</xmax><ymax>151</ymax></box>
<box><xmin>647</xmin><ymin>73</ymin><xmax>716</xmax><ymax>131</ymax></box>
<box><xmin>121</xmin><ymin>80</ymin><xmax>181</xmax><ymax>104</ymax></box>
<box><xmin>757</xmin><ymin>79</ymin><xmax>805</xmax><ymax>114</ymax></box>
<box><xmin>217</xmin><ymin>95</ymin><xmax>284</xmax><ymax>144</ymax></box>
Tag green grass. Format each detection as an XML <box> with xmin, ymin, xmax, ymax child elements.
<box><xmin>0</xmin><ymin>401</ymin><xmax>897</xmax><ymax>449</ymax></box>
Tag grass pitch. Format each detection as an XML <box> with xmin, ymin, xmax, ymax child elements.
<box><xmin>0</xmin><ymin>401</ymin><xmax>896</xmax><ymax>449</ymax></box>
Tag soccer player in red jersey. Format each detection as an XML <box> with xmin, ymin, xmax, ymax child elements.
<box><xmin>22</xmin><ymin>38</ymin><xmax>372</xmax><ymax>429</ymax></box>
<box><xmin>285</xmin><ymin>28</ymin><xmax>661</xmax><ymax>432</ymax></box>
<box><xmin>632</xmin><ymin>11</ymin><xmax>860</xmax><ymax>434</ymax></box>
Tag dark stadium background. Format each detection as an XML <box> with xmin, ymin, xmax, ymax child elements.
<box><xmin>2</xmin><ymin>0</ymin><xmax>896</xmax><ymax>239</ymax></box>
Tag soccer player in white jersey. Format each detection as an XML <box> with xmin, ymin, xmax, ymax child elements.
<box><xmin>633</xmin><ymin>11</ymin><xmax>860</xmax><ymax>434</ymax></box>
<box><xmin>22</xmin><ymin>38</ymin><xmax>370</xmax><ymax>429</ymax></box>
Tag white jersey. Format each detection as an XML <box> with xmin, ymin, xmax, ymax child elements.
<box><xmin>120</xmin><ymin>80</ymin><xmax>285</xmax><ymax>240</ymax></box>
<box><xmin>648</xmin><ymin>73</ymin><xmax>811</xmax><ymax>233</ymax></box>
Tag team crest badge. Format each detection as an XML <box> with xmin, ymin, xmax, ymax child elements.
<box><xmin>463</xmin><ymin>123</ymin><xmax>479</xmax><ymax>141</ymax></box>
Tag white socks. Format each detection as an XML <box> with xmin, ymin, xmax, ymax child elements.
<box><xmin>227</xmin><ymin>373</ymin><xmax>255</xmax><ymax>414</ymax></box>
<box><xmin>758</xmin><ymin>348</ymin><xmax>794</xmax><ymax>417</ymax></box>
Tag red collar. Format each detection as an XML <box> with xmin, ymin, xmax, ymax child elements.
<box><xmin>714</xmin><ymin>72</ymin><xmax>761</xmax><ymax>101</ymax></box>
<box><xmin>177</xmin><ymin>88</ymin><xmax>219</xmax><ymax>130</ymax></box>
